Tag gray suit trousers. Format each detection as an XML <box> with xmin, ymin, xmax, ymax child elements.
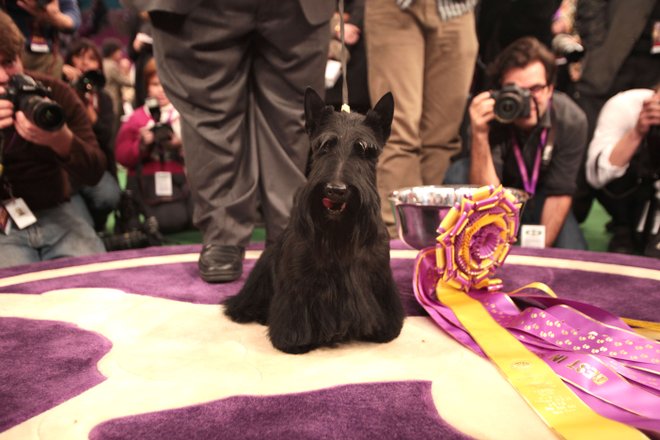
<box><xmin>146</xmin><ymin>0</ymin><xmax>330</xmax><ymax>246</ymax></box>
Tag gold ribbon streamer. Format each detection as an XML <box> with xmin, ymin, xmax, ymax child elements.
<box><xmin>435</xmin><ymin>282</ymin><xmax>647</xmax><ymax>439</ymax></box>
<box><xmin>622</xmin><ymin>318</ymin><xmax>660</xmax><ymax>341</ymax></box>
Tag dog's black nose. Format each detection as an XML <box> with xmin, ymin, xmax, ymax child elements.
<box><xmin>324</xmin><ymin>182</ymin><xmax>348</xmax><ymax>198</ymax></box>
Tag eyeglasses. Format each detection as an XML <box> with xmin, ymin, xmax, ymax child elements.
<box><xmin>528</xmin><ymin>84</ymin><xmax>548</xmax><ymax>94</ymax></box>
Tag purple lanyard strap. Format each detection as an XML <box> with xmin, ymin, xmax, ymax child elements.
<box><xmin>512</xmin><ymin>128</ymin><xmax>547</xmax><ymax>195</ymax></box>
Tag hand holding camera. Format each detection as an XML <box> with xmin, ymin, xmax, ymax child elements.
<box><xmin>145</xmin><ymin>97</ymin><xmax>178</xmax><ymax>149</ymax></box>
<box><xmin>0</xmin><ymin>74</ymin><xmax>65</xmax><ymax>131</ymax></box>
<box><xmin>635</xmin><ymin>94</ymin><xmax>660</xmax><ymax>138</ymax></box>
<box><xmin>469</xmin><ymin>91</ymin><xmax>496</xmax><ymax>136</ymax></box>
<box><xmin>17</xmin><ymin>0</ymin><xmax>75</xmax><ymax>32</ymax></box>
<box><xmin>0</xmin><ymin>74</ymin><xmax>73</xmax><ymax>156</ymax></box>
<box><xmin>470</xmin><ymin>84</ymin><xmax>537</xmax><ymax>140</ymax></box>
<box><xmin>490</xmin><ymin>84</ymin><xmax>531</xmax><ymax>124</ymax></box>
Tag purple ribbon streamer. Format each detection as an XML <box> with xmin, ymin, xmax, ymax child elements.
<box><xmin>413</xmin><ymin>247</ymin><xmax>660</xmax><ymax>432</ymax></box>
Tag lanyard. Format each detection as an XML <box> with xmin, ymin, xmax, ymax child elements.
<box><xmin>511</xmin><ymin>128</ymin><xmax>547</xmax><ymax>195</ymax></box>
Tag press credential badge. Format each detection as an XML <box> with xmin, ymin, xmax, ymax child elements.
<box><xmin>4</xmin><ymin>198</ymin><xmax>37</xmax><ymax>230</ymax></box>
<box><xmin>154</xmin><ymin>171</ymin><xmax>173</xmax><ymax>197</ymax></box>
<box><xmin>520</xmin><ymin>224</ymin><xmax>546</xmax><ymax>248</ymax></box>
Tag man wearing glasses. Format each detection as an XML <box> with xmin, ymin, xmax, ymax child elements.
<box><xmin>468</xmin><ymin>36</ymin><xmax>588</xmax><ymax>249</ymax></box>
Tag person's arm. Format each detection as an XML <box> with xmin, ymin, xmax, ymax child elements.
<box><xmin>609</xmin><ymin>94</ymin><xmax>660</xmax><ymax>166</ymax></box>
<box><xmin>13</xmin><ymin>110</ymin><xmax>75</xmax><ymax>157</ymax></box>
<box><xmin>115</xmin><ymin>109</ymin><xmax>153</xmax><ymax>169</ymax></box>
<box><xmin>107</xmin><ymin>61</ymin><xmax>134</xmax><ymax>88</ymax></box>
<box><xmin>468</xmin><ymin>91</ymin><xmax>501</xmax><ymax>186</ymax></box>
<box><xmin>17</xmin><ymin>0</ymin><xmax>80</xmax><ymax>32</ymax></box>
<box><xmin>540</xmin><ymin>194</ymin><xmax>572</xmax><ymax>246</ymax></box>
<box><xmin>92</xmin><ymin>90</ymin><xmax>116</xmax><ymax>155</ymax></box>
<box><xmin>18</xmin><ymin>75</ymin><xmax>106</xmax><ymax>185</ymax></box>
<box><xmin>585</xmin><ymin>91</ymin><xmax>658</xmax><ymax>189</ymax></box>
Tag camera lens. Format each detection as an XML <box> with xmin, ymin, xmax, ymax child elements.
<box><xmin>494</xmin><ymin>95</ymin><xmax>523</xmax><ymax>124</ymax></box>
<box><xmin>20</xmin><ymin>95</ymin><xmax>65</xmax><ymax>131</ymax></box>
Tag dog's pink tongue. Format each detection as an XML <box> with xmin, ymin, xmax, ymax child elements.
<box><xmin>322</xmin><ymin>198</ymin><xmax>334</xmax><ymax>209</ymax></box>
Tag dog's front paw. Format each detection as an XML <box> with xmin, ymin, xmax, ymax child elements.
<box><xmin>271</xmin><ymin>340</ymin><xmax>317</xmax><ymax>355</ymax></box>
<box><xmin>223</xmin><ymin>296</ymin><xmax>268</xmax><ymax>325</ymax></box>
<box><xmin>269</xmin><ymin>327</ymin><xmax>318</xmax><ymax>354</ymax></box>
<box><xmin>361</xmin><ymin>323</ymin><xmax>403</xmax><ymax>344</ymax></box>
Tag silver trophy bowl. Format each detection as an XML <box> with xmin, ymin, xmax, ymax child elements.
<box><xmin>389</xmin><ymin>185</ymin><xmax>530</xmax><ymax>250</ymax></box>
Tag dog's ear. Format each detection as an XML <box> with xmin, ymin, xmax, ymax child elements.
<box><xmin>364</xmin><ymin>92</ymin><xmax>394</xmax><ymax>143</ymax></box>
<box><xmin>304</xmin><ymin>87</ymin><xmax>327</xmax><ymax>136</ymax></box>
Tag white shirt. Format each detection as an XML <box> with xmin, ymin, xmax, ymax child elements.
<box><xmin>585</xmin><ymin>88</ymin><xmax>655</xmax><ymax>189</ymax></box>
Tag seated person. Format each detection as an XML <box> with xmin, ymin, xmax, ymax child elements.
<box><xmin>63</xmin><ymin>38</ymin><xmax>121</xmax><ymax>232</ymax></box>
<box><xmin>0</xmin><ymin>11</ymin><xmax>107</xmax><ymax>268</ymax></box>
<box><xmin>451</xmin><ymin>36</ymin><xmax>588</xmax><ymax>249</ymax></box>
<box><xmin>115</xmin><ymin>58</ymin><xmax>192</xmax><ymax>234</ymax></box>
<box><xmin>101</xmin><ymin>37</ymin><xmax>134</xmax><ymax>133</ymax></box>
<box><xmin>585</xmin><ymin>83</ymin><xmax>660</xmax><ymax>255</ymax></box>
<box><xmin>3</xmin><ymin>0</ymin><xmax>81</xmax><ymax>78</ymax></box>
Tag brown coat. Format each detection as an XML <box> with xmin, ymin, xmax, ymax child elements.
<box><xmin>0</xmin><ymin>72</ymin><xmax>106</xmax><ymax>211</ymax></box>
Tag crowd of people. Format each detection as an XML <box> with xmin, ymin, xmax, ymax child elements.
<box><xmin>0</xmin><ymin>0</ymin><xmax>657</xmax><ymax>275</ymax></box>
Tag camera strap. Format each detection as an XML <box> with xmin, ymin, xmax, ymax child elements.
<box><xmin>511</xmin><ymin>127</ymin><xmax>547</xmax><ymax>195</ymax></box>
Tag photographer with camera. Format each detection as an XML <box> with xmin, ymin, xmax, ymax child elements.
<box><xmin>468</xmin><ymin>36</ymin><xmax>588</xmax><ymax>249</ymax></box>
<box><xmin>115</xmin><ymin>58</ymin><xmax>192</xmax><ymax>234</ymax></box>
<box><xmin>585</xmin><ymin>83</ymin><xmax>660</xmax><ymax>255</ymax></box>
<box><xmin>62</xmin><ymin>38</ymin><xmax>121</xmax><ymax>232</ymax></box>
<box><xmin>2</xmin><ymin>0</ymin><xmax>81</xmax><ymax>78</ymax></box>
<box><xmin>0</xmin><ymin>10</ymin><xmax>107</xmax><ymax>268</ymax></box>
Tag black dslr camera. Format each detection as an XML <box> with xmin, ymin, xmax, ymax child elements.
<box><xmin>1</xmin><ymin>74</ymin><xmax>65</xmax><ymax>131</ymax></box>
<box><xmin>145</xmin><ymin>97</ymin><xmax>174</xmax><ymax>145</ymax></box>
<box><xmin>74</xmin><ymin>69</ymin><xmax>106</xmax><ymax>95</ymax></box>
<box><xmin>491</xmin><ymin>84</ymin><xmax>531</xmax><ymax>124</ymax></box>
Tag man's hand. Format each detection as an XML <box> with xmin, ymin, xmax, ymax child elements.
<box><xmin>468</xmin><ymin>91</ymin><xmax>500</xmax><ymax>186</ymax></box>
<box><xmin>16</xmin><ymin>0</ymin><xmax>75</xmax><ymax>31</ymax></box>
<box><xmin>62</xmin><ymin>64</ymin><xmax>82</xmax><ymax>84</ymax></box>
<box><xmin>0</xmin><ymin>87</ymin><xmax>14</xmax><ymax>130</ymax></box>
<box><xmin>334</xmin><ymin>23</ymin><xmax>361</xmax><ymax>46</ymax></box>
<box><xmin>139</xmin><ymin>126</ymin><xmax>154</xmax><ymax>147</ymax></box>
<box><xmin>610</xmin><ymin>92</ymin><xmax>660</xmax><ymax>167</ymax></box>
<box><xmin>635</xmin><ymin>95</ymin><xmax>660</xmax><ymax>137</ymax></box>
<box><xmin>13</xmin><ymin>110</ymin><xmax>73</xmax><ymax>157</ymax></box>
<box><xmin>469</xmin><ymin>91</ymin><xmax>495</xmax><ymax>136</ymax></box>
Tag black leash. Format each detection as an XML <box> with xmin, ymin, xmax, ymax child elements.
<box><xmin>338</xmin><ymin>0</ymin><xmax>350</xmax><ymax>113</ymax></box>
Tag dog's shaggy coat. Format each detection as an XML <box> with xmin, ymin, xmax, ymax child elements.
<box><xmin>224</xmin><ymin>88</ymin><xmax>404</xmax><ymax>354</ymax></box>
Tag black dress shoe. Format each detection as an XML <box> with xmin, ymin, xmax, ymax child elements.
<box><xmin>198</xmin><ymin>245</ymin><xmax>245</xmax><ymax>283</ymax></box>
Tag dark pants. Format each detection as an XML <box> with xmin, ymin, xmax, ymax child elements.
<box><xmin>148</xmin><ymin>0</ymin><xmax>329</xmax><ymax>246</ymax></box>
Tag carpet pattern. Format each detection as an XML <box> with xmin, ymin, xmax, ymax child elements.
<box><xmin>0</xmin><ymin>242</ymin><xmax>658</xmax><ymax>440</ymax></box>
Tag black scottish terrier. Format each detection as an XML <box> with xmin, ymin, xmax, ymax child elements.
<box><xmin>223</xmin><ymin>88</ymin><xmax>404</xmax><ymax>354</ymax></box>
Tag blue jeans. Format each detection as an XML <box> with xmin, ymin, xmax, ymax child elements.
<box><xmin>0</xmin><ymin>201</ymin><xmax>107</xmax><ymax>269</ymax></box>
<box><xmin>443</xmin><ymin>157</ymin><xmax>588</xmax><ymax>250</ymax></box>
<box><xmin>80</xmin><ymin>171</ymin><xmax>121</xmax><ymax>212</ymax></box>
<box><xmin>74</xmin><ymin>171</ymin><xmax>121</xmax><ymax>230</ymax></box>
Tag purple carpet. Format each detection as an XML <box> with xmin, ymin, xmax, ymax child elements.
<box><xmin>0</xmin><ymin>318</ymin><xmax>111</xmax><ymax>431</ymax></box>
<box><xmin>0</xmin><ymin>242</ymin><xmax>658</xmax><ymax>439</ymax></box>
<box><xmin>88</xmin><ymin>381</ymin><xmax>470</xmax><ymax>440</ymax></box>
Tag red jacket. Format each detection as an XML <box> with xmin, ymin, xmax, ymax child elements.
<box><xmin>115</xmin><ymin>105</ymin><xmax>185</xmax><ymax>176</ymax></box>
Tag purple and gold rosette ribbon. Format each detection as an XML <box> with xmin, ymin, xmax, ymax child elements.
<box><xmin>413</xmin><ymin>185</ymin><xmax>659</xmax><ymax>439</ymax></box>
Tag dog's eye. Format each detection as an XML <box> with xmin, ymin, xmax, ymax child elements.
<box><xmin>317</xmin><ymin>138</ymin><xmax>336</xmax><ymax>154</ymax></box>
<box><xmin>354</xmin><ymin>140</ymin><xmax>376</xmax><ymax>158</ymax></box>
